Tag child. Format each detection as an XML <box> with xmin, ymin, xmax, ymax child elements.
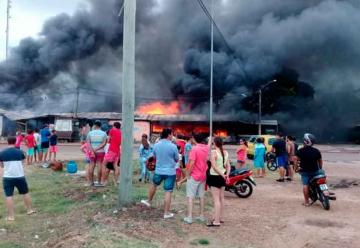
<box><xmin>0</xmin><ymin>136</ymin><xmax>36</xmax><ymax>221</ymax></box>
<box><xmin>254</xmin><ymin>137</ymin><xmax>266</xmax><ymax>177</ymax></box>
<box><xmin>24</xmin><ymin>130</ymin><xmax>36</xmax><ymax>165</ymax></box>
<box><xmin>80</xmin><ymin>142</ymin><xmax>94</xmax><ymax>186</ymax></box>
<box><xmin>33</xmin><ymin>129</ymin><xmax>42</xmax><ymax>163</ymax></box>
<box><xmin>15</xmin><ymin>131</ymin><xmax>23</xmax><ymax>149</ymax></box>
<box><xmin>49</xmin><ymin>130</ymin><xmax>58</xmax><ymax>161</ymax></box>
<box><xmin>236</xmin><ymin>139</ymin><xmax>248</xmax><ymax>169</ymax></box>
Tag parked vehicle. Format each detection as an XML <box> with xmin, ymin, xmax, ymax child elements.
<box><xmin>308</xmin><ymin>172</ymin><xmax>336</xmax><ymax>210</ymax></box>
<box><xmin>247</xmin><ymin>135</ymin><xmax>276</xmax><ymax>159</ymax></box>
<box><xmin>225</xmin><ymin>167</ymin><xmax>256</xmax><ymax>198</ymax></box>
<box><xmin>266</xmin><ymin>152</ymin><xmax>278</xmax><ymax>171</ymax></box>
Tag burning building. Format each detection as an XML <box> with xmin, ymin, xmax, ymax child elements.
<box><xmin>1</xmin><ymin>0</ymin><xmax>360</xmax><ymax>142</ymax></box>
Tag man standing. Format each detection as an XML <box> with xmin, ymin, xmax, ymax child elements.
<box><xmin>183</xmin><ymin>133</ymin><xmax>209</xmax><ymax>224</ymax></box>
<box><xmin>87</xmin><ymin>120</ymin><xmax>107</xmax><ymax>186</ymax></box>
<box><xmin>296</xmin><ymin>133</ymin><xmax>323</xmax><ymax>206</ymax></box>
<box><xmin>0</xmin><ymin>136</ymin><xmax>35</xmax><ymax>221</ymax></box>
<box><xmin>101</xmin><ymin>122</ymin><xmax>122</xmax><ymax>186</ymax></box>
<box><xmin>141</xmin><ymin>128</ymin><xmax>179</xmax><ymax>219</ymax></box>
<box><xmin>40</xmin><ymin>124</ymin><xmax>51</xmax><ymax>163</ymax></box>
<box><xmin>272</xmin><ymin>132</ymin><xmax>288</xmax><ymax>182</ymax></box>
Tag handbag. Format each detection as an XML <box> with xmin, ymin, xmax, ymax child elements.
<box><xmin>146</xmin><ymin>156</ymin><xmax>156</xmax><ymax>171</ymax></box>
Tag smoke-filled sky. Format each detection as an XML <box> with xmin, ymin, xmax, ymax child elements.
<box><xmin>1</xmin><ymin>0</ymin><xmax>360</xmax><ymax>140</ymax></box>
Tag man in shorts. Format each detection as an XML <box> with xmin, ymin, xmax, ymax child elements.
<box><xmin>87</xmin><ymin>120</ymin><xmax>107</xmax><ymax>186</ymax></box>
<box><xmin>40</xmin><ymin>124</ymin><xmax>51</xmax><ymax>163</ymax></box>
<box><xmin>272</xmin><ymin>132</ymin><xmax>288</xmax><ymax>182</ymax></box>
<box><xmin>296</xmin><ymin>133</ymin><xmax>323</xmax><ymax>206</ymax></box>
<box><xmin>141</xmin><ymin>128</ymin><xmax>179</xmax><ymax>219</ymax></box>
<box><xmin>183</xmin><ymin>133</ymin><xmax>209</xmax><ymax>224</ymax></box>
<box><xmin>0</xmin><ymin>136</ymin><xmax>35</xmax><ymax>221</ymax></box>
<box><xmin>100</xmin><ymin>122</ymin><xmax>121</xmax><ymax>186</ymax></box>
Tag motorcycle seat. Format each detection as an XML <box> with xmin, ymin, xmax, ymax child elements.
<box><xmin>310</xmin><ymin>174</ymin><xmax>326</xmax><ymax>183</ymax></box>
<box><xmin>230</xmin><ymin>168</ymin><xmax>250</xmax><ymax>176</ymax></box>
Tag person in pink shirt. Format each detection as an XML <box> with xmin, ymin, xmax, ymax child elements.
<box><xmin>236</xmin><ymin>139</ymin><xmax>248</xmax><ymax>168</ymax></box>
<box><xmin>101</xmin><ymin>122</ymin><xmax>122</xmax><ymax>186</ymax></box>
<box><xmin>183</xmin><ymin>133</ymin><xmax>209</xmax><ymax>224</ymax></box>
<box><xmin>15</xmin><ymin>131</ymin><xmax>23</xmax><ymax>149</ymax></box>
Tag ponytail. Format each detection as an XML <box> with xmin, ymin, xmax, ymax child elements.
<box><xmin>214</xmin><ymin>137</ymin><xmax>225</xmax><ymax>166</ymax></box>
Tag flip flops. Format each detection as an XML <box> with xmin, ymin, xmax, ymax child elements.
<box><xmin>206</xmin><ymin>221</ymin><xmax>220</xmax><ymax>227</ymax></box>
<box><xmin>27</xmin><ymin>209</ymin><xmax>37</xmax><ymax>215</ymax></box>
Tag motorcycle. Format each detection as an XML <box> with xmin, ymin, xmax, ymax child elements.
<box><xmin>266</xmin><ymin>152</ymin><xmax>278</xmax><ymax>171</ymax></box>
<box><xmin>225</xmin><ymin>167</ymin><xmax>256</xmax><ymax>198</ymax></box>
<box><xmin>308</xmin><ymin>173</ymin><xmax>336</xmax><ymax>210</ymax></box>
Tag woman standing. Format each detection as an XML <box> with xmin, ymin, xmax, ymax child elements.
<box><xmin>236</xmin><ymin>139</ymin><xmax>248</xmax><ymax>168</ymax></box>
<box><xmin>138</xmin><ymin>134</ymin><xmax>154</xmax><ymax>182</ymax></box>
<box><xmin>206</xmin><ymin>137</ymin><xmax>230</xmax><ymax>227</ymax></box>
<box><xmin>254</xmin><ymin>137</ymin><xmax>266</xmax><ymax>177</ymax></box>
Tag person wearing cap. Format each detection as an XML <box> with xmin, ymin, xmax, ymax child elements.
<box><xmin>86</xmin><ymin>120</ymin><xmax>107</xmax><ymax>186</ymax></box>
<box><xmin>295</xmin><ymin>133</ymin><xmax>323</xmax><ymax>206</ymax></box>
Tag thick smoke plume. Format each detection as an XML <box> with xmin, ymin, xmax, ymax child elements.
<box><xmin>1</xmin><ymin>0</ymin><xmax>360</xmax><ymax>141</ymax></box>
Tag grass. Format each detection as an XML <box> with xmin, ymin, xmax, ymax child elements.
<box><xmin>0</xmin><ymin>160</ymin><xmax>166</xmax><ymax>247</ymax></box>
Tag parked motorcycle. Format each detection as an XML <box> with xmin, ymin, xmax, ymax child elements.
<box><xmin>266</xmin><ymin>152</ymin><xmax>278</xmax><ymax>171</ymax></box>
<box><xmin>308</xmin><ymin>173</ymin><xmax>336</xmax><ymax>210</ymax></box>
<box><xmin>225</xmin><ymin>167</ymin><xmax>256</xmax><ymax>198</ymax></box>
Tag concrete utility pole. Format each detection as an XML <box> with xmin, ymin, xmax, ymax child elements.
<box><xmin>74</xmin><ymin>87</ymin><xmax>80</xmax><ymax>118</ymax></box>
<box><xmin>119</xmin><ymin>0</ymin><xmax>136</xmax><ymax>207</ymax></box>
<box><xmin>209</xmin><ymin>0</ymin><xmax>214</xmax><ymax>139</ymax></box>
<box><xmin>5</xmin><ymin>0</ymin><xmax>11</xmax><ymax>59</ymax></box>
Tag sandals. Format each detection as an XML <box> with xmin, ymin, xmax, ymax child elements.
<box><xmin>207</xmin><ymin>221</ymin><xmax>220</xmax><ymax>227</ymax></box>
<box><xmin>5</xmin><ymin>217</ymin><xmax>15</xmax><ymax>222</ymax></box>
<box><xmin>27</xmin><ymin>209</ymin><xmax>37</xmax><ymax>215</ymax></box>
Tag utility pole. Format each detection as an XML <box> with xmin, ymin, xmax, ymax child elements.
<box><xmin>5</xmin><ymin>0</ymin><xmax>11</xmax><ymax>59</ymax></box>
<box><xmin>119</xmin><ymin>0</ymin><xmax>136</xmax><ymax>207</ymax></box>
<box><xmin>74</xmin><ymin>87</ymin><xmax>80</xmax><ymax>118</ymax></box>
<box><xmin>258</xmin><ymin>89</ymin><xmax>262</xmax><ymax>135</ymax></box>
<box><xmin>209</xmin><ymin>0</ymin><xmax>214</xmax><ymax>139</ymax></box>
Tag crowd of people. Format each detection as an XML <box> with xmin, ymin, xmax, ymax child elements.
<box><xmin>0</xmin><ymin>121</ymin><xmax>324</xmax><ymax>223</ymax></box>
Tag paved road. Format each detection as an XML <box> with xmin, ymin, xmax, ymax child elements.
<box><xmin>1</xmin><ymin>143</ymin><xmax>359</xmax><ymax>163</ymax></box>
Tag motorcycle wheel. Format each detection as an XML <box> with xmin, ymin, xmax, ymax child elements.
<box><xmin>234</xmin><ymin>180</ymin><xmax>253</xmax><ymax>198</ymax></box>
<box><xmin>267</xmin><ymin>160</ymin><xmax>277</xmax><ymax>171</ymax></box>
<box><xmin>321</xmin><ymin>195</ymin><xmax>330</xmax><ymax>210</ymax></box>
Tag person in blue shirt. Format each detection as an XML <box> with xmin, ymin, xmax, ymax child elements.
<box><xmin>138</xmin><ymin>134</ymin><xmax>154</xmax><ymax>182</ymax></box>
<box><xmin>141</xmin><ymin>128</ymin><xmax>179</xmax><ymax>219</ymax></box>
<box><xmin>254</xmin><ymin>137</ymin><xmax>266</xmax><ymax>177</ymax></box>
<box><xmin>40</xmin><ymin>124</ymin><xmax>51</xmax><ymax>163</ymax></box>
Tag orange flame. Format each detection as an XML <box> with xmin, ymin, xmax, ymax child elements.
<box><xmin>136</xmin><ymin>101</ymin><xmax>180</xmax><ymax>115</ymax></box>
<box><xmin>214</xmin><ymin>130</ymin><xmax>228</xmax><ymax>137</ymax></box>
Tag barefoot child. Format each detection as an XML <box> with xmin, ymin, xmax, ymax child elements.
<box><xmin>24</xmin><ymin>130</ymin><xmax>36</xmax><ymax>165</ymax></box>
<box><xmin>236</xmin><ymin>139</ymin><xmax>248</xmax><ymax>169</ymax></box>
<box><xmin>0</xmin><ymin>136</ymin><xmax>35</xmax><ymax>221</ymax></box>
<box><xmin>49</xmin><ymin>130</ymin><xmax>58</xmax><ymax>161</ymax></box>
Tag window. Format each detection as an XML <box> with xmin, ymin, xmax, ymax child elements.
<box><xmin>268</xmin><ymin>138</ymin><xmax>276</xmax><ymax>145</ymax></box>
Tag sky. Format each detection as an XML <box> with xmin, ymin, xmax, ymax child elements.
<box><xmin>0</xmin><ymin>0</ymin><xmax>86</xmax><ymax>61</ymax></box>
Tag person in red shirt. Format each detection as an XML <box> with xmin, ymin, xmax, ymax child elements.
<box><xmin>24</xmin><ymin>130</ymin><xmax>36</xmax><ymax>165</ymax></box>
<box><xmin>100</xmin><ymin>122</ymin><xmax>122</xmax><ymax>186</ymax></box>
<box><xmin>15</xmin><ymin>131</ymin><xmax>23</xmax><ymax>149</ymax></box>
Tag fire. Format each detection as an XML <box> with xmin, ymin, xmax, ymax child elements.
<box><xmin>136</xmin><ymin>101</ymin><xmax>180</xmax><ymax>115</ymax></box>
<box><xmin>214</xmin><ymin>130</ymin><xmax>228</xmax><ymax>137</ymax></box>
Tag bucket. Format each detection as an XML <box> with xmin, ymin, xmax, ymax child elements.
<box><xmin>67</xmin><ymin>161</ymin><xmax>78</xmax><ymax>174</ymax></box>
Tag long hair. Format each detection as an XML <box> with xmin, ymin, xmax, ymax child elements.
<box><xmin>214</xmin><ymin>137</ymin><xmax>225</xmax><ymax>166</ymax></box>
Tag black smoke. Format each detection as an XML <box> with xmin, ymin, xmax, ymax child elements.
<box><xmin>1</xmin><ymin>0</ymin><xmax>360</xmax><ymax>141</ymax></box>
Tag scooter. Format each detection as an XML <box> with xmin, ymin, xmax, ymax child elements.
<box><xmin>225</xmin><ymin>167</ymin><xmax>256</xmax><ymax>198</ymax></box>
<box><xmin>308</xmin><ymin>173</ymin><xmax>336</xmax><ymax>210</ymax></box>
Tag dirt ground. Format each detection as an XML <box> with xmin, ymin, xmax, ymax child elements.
<box><xmin>0</xmin><ymin>144</ymin><xmax>359</xmax><ymax>248</ymax></box>
<box><xmin>94</xmin><ymin>145</ymin><xmax>360</xmax><ymax>248</ymax></box>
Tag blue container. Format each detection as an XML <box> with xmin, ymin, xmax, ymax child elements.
<box><xmin>67</xmin><ymin>161</ymin><xmax>78</xmax><ymax>174</ymax></box>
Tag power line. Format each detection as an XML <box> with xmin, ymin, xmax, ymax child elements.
<box><xmin>195</xmin><ymin>0</ymin><xmax>248</xmax><ymax>79</ymax></box>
